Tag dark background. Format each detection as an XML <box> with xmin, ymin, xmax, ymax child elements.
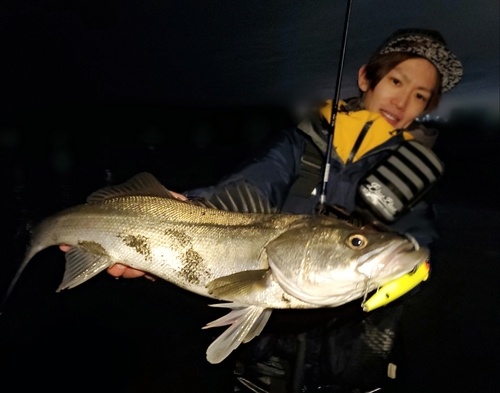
<box><xmin>1</xmin><ymin>1</ymin><xmax>499</xmax><ymax>392</ymax></box>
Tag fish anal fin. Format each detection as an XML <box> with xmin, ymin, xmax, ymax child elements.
<box><xmin>206</xmin><ymin>270</ymin><xmax>270</xmax><ymax>302</ymax></box>
<box><xmin>87</xmin><ymin>172</ymin><xmax>174</xmax><ymax>203</ymax></box>
<box><xmin>57</xmin><ymin>247</ymin><xmax>112</xmax><ymax>292</ymax></box>
<box><xmin>203</xmin><ymin>303</ymin><xmax>272</xmax><ymax>364</ymax></box>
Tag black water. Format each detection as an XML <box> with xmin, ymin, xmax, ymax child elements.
<box><xmin>0</xmin><ymin>105</ymin><xmax>498</xmax><ymax>392</ymax></box>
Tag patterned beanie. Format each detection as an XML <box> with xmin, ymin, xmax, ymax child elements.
<box><xmin>375</xmin><ymin>28</ymin><xmax>463</xmax><ymax>93</ymax></box>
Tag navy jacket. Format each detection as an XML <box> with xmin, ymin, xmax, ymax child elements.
<box><xmin>187</xmin><ymin>108</ymin><xmax>439</xmax><ymax>248</ymax></box>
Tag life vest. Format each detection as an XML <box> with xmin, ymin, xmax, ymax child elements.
<box><xmin>289</xmin><ymin>100</ymin><xmax>444</xmax><ymax>223</ymax></box>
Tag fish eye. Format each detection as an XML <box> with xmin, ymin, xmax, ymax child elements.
<box><xmin>346</xmin><ymin>234</ymin><xmax>368</xmax><ymax>249</ymax></box>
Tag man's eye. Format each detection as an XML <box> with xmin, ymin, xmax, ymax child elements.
<box><xmin>392</xmin><ymin>78</ymin><xmax>400</xmax><ymax>85</ymax></box>
<box><xmin>416</xmin><ymin>93</ymin><xmax>428</xmax><ymax>102</ymax></box>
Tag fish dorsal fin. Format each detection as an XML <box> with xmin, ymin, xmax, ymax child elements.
<box><xmin>190</xmin><ymin>180</ymin><xmax>276</xmax><ymax>214</ymax></box>
<box><xmin>87</xmin><ymin>172</ymin><xmax>174</xmax><ymax>203</ymax></box>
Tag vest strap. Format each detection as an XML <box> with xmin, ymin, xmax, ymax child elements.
<box><xmin>346</xmin><ymin>121</ymin><xmax>373</xmax><ymax>165</ymax></box>
<box><xmin>286</xmin><ymin>137</ymin><xmax>324</xmax><ymax>200</ymax></box>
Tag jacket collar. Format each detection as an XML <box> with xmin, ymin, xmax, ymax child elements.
<box><xmin>297</xmin><ymin>97</ymin><xmax>438</xmax><ymax>151</ymax></box>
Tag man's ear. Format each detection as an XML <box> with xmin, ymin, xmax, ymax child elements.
<box><xmin>358</xmin><ymin>65</ymin><xmax>369</xmax><ymax>92</ymax></box>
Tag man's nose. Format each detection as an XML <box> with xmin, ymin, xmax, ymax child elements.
<box><xmin>392</xmin><ymin>91</ymin><xmax>410</xmax><ymax>110</ymax></box>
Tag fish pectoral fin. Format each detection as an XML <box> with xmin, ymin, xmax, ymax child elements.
<box><xmin>203</xmin><ymin>302</ymin><xmax>272</xmax><ymax>364</ymax></box>
<box><xmin>57</xmin><ymin>247</ymin><xmax>111</xmax><ymax>292</ymax></box>
<box><xmin>206</xmin><ymin>269</ymin><xmax>271</xmax><ymax>301</ymax></box>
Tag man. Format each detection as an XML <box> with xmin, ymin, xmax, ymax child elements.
<box><xmin>61</xmin><ymin>28</ymin><xmax>463</xmax><ymax>392</ymax></box>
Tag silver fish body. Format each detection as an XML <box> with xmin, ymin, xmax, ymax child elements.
<box><xmin>4</xmin><ymin>173</ymin><xmax>429</xmax><ymax>363</ymax></box>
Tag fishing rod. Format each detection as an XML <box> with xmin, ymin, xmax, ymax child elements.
<box><xmin>316</xmin><ymin>0</ymin><xmax>353</xmax><ymax>215</ymax></box>
<box><xmin>314</xmin><ymin>1</ymin><xmax>432</xmax><ymax>309</ymax></box>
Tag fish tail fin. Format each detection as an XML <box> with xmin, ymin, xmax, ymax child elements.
<box><xmin>1</xmin><ymin>251</ymin><xmax>35</xmax><ymax>314</ymax></box>
<box><xmin>203</xmin><ymin>302</ymin><xmax>272</xmax><ymax>364</ymax></box>
<box><xmin>1</xmin><ymin>245</ymin><xmax>111</xmax><ymax>314</ymax></box>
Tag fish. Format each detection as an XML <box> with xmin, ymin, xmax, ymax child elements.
<box><xmin>2</xmin><ymin>172</ymin><xmax>429</xmax><ymax>364</ymax></box>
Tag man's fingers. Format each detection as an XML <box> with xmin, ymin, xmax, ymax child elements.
<box><xmin>60</xmin><ymin>246</ymin><xmax>149</xmax><ymax>279</ymax></box>
<box><xmin>107</xmin><ymin>264</ymin><xmax>146</xmax><ymax>278</ymax></box>
<box><xmin>171</xmin><ymin>191</ymin><xmax>188</xmax><ymax>201</ymax></box>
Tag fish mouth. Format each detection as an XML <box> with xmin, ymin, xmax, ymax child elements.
<box><xmin>358</xmin><ymin>237</ymin><xmax>429</xmax><ymax>284</ymax></box>
<box><xmin>402</xmin><ymin>232</ymin><xmax>420</xmax><ymax>251</ymax></box>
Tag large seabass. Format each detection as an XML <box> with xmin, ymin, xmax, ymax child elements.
<box><xmin>3</xmin><ymin>173</ymin><xmax>428</xmax><ymax>363</ymax></box>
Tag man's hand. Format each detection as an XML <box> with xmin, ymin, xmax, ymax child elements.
<box><xmin>58</xmin><ymin>190</ymin><xmax>188</xmax><ymax>279</ymax></box>
<box><xmin>58</xmin><ymin>245</ymin><xmax>149</xmax><ymax>278</ymax></box>
<box><xmin>108</xmin><ymin>264</ymin><xmax>149</xmax><ymax>278</ymax></box>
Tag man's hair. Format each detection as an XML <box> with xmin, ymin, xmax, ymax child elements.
<box><xmin>376</xmin><ymin>28</ymin><xmax>462</xmax><ymax>93</ymax></box>
<box><xmin>362</xmin><ymin>51</ymin><xmax>442</xmax><ymax>113</ymax></box>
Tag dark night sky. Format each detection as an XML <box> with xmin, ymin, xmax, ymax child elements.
<box><xmin>0</xmin><ymin>2</ymin><xmax>499</xmax><ymax>392</ymax></box>
<box><xmin>1</xmin><ymin>0</ymin><xmax>499</xmax><ymax>120</ymax></box>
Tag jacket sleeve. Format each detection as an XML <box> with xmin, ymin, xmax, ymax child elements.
<box><xmin>184</xmin><ymin>128</ymin><xmax>305</xmax><ymax>209</ymax></box>
<box><xmin>389</xmin><ymin>200</ymin><xmax>439</xmax><ymax>249</ymax></box>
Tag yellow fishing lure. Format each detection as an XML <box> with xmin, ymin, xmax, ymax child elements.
<box><xmin>362</xmin><ymin>261</ymin><xmax>431</xmax><ymax>312</ymax></box>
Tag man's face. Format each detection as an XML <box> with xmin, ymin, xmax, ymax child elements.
<box><xmin>359</xmin><ymin>58</ymin><xmax>439</xmax><ymax>129</ymax></box>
